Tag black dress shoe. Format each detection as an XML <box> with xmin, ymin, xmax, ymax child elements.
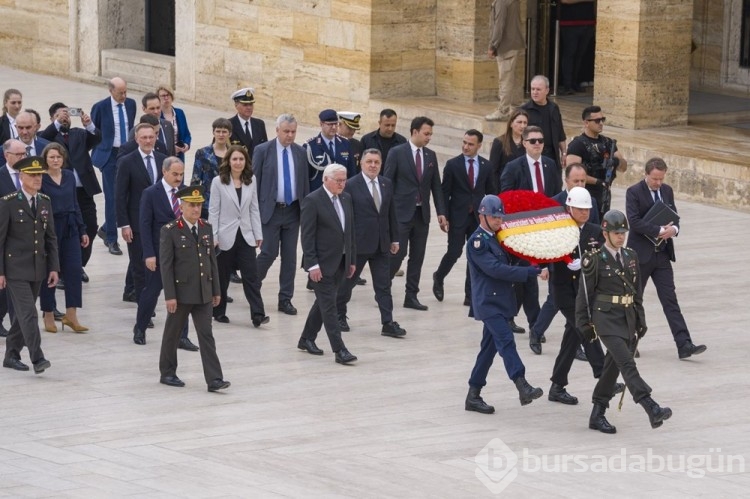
<box><xmin>548</xmin><ymin>383</ymin><xmax>578</xmax><ymax>405</ymax></box>
<box><xmin>178</xmin><ymin>338</ymin><xmax>199</xmax><ymax>351</ymax></box>
<box><xmin>33</xmin><ymin>359</ymin><xmax>51</xmax><ymax>374</ymax></box>
<box><xmin>53</xmin><ymin>308</ymin><xmax>65</xmax><ymax>321</ymax></box>
<box><xmin>338</xmin><ymin>315</ymin><xmax>350</xmax><ymax>332</ymax></box>
<box><xmin>81</xmin><ymin>270</ymin><xmax>89</xmax><ymax>283</ymax></box>
<box><xmin>381</xmin><ymin>321</ymin><xmax>406</xmax><ymax>337</ymax></box>
<box><xmin>208</xmin><ymin>379</ymin><xmax>231</xmax><ymax>392</ymax></box>
<box><xmin>297</xmin><ymin>338</ymin><xmax>324</xmax><ymax>355</ymax></box>
<box><xmin>404</xmin><ymin>296</ymin><xmax>428</xmax><ymax>311</ymax></box>
<box><xmin>529</xmin><ymin>334</ymin><xmax>542</xmax><ymax>355</ymax></box>
<box><xmin>355</xmin><ymin>276</ymin><xmax>367</xmax><ymax>286</ymax></box>
<box><xmin>229</xmin><ymin>271</ymin><xmax>242</xmax><ymax>283</ymax></box>
<box><xmin>160</xmin><ymin>375</ymin><xmax>185</xmax><ymax>387</ymax></box>
<box><xmin>575</xmin><ymin>345</ymin><xmax>588</xmax><ymax>361</ymax></box>
<box><xmin>147</xmin><ymin>319</ymin><xmax>154</xmax><ymax>328</ymax></box>
<box><xmin>97</xmin><ymin>227</ymin><xmax>106</xmax><ymax>241</ymax></box>
<box><xmin>0</xmin><ymin>323</ymin><xmax>8</xmax><ymax>337</ymax></box>
<box><xmin>463</xmin><ymin>296</ymin><xmax>471</xmax><ymax>307</ymax></box>
<box><xmin>56</xmin><ymin>277</ymin><xmax>66</xmax><ymax>290</ymax></box>
<box><xmin>3</xmin><ymin>358</ymin><xmax>29</xmax><ymax>371</ymax></box>
<box><xmin>122</xmin><ymin>291</ymin><xmax>137</xmax><ymax>303</ymax></box>
<box><xmin>278</xmin><ymin>300</ymin><xmax>297</xmax><ymax>315</ymax></box>
<box><xmin>335</xmin><ymin>347</ymin><xmax>357</xmax><ymax>364</ymax></box>
<box><xmin>252</xmin><ymin>315</ymin><xmax>270</xmax><ymax>328</ymax></box>
<box><xmin>510</xmin><ymin>320</ymin><xmax>525</xmax><ymax>334</ymax></box>
<box><xmin>226</xmin><ymin>296</ymin><xmax>234</xmax><ymax>303</ymax></box>
<box><xmin>214</xmin><ymin>315</ymin><xmax>230</xmax><ymax>323</ymax></box>
<box><xmin>540</xmin><ymin>334</ymin><xmax>546</xmax><ymax>343</ymax></box>
<box><xmin>133</xmin><ymin>325</ymin><xmax>146</xmax><ymax>345</ymax></box>
<box><xmin>109</xmin><ymin>242</ymin><xmax>123</xmax><ymax>255</ymax></box>
<box><xmin>678</xmin><ymin>342</ymin><xmax>707</xmax><ymax>359</ymax></box>
<box><xmin>432</xmin><ymin>272</ymin><xmax>444</xmax><ymax>302</ymax></box>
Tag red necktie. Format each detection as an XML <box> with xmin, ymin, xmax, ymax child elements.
<box><xmin>468</xmin><ymin>158</ymin><xmax>475</xmax><ymax>189</ymax></box>
<box><xmin>171</xmin><ymin>188</ymin><xmax>182</xmax><ymax>219</ymax></box>
<box><xmin>534</xmin><ymin>161</ymin><xmax>544</xmax><ymax>194</ymax></box>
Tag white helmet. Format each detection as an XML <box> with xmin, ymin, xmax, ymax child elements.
<box><xmin>566</xmin><ymin>186</ymin><xmax>592</xmax><ymax>209</ymax></box>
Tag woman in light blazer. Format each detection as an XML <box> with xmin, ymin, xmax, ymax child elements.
<box><xmin>209</xmin><ymin>145</ymin><xmax>268</xmax><ymax>327</ymax></box>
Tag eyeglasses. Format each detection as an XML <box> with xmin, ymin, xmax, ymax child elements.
<box><xmin>586</xmin><ymin>117</ymin><xmax>606</xmax><ymax>124</ymax></box>
<box><xmin>323</xmin><ymin>122</ymin><xmax>340</xmax><ymax>127</ymax></box>
<box><xmin>330</xmin><ymin>178</ymin><xmax>347</xmax><ymax>184</ymax></box>
<box><xmin>524</xmin><ymin>138</ymin><xmax>544</xmax><ymax>144</ymax></box>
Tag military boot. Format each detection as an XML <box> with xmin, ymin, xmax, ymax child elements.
<box><xmin>639</xmin><ymin>396</ymin><xmax>673</xmax><ymax>429</ymax></box>
<box><xmin>513</xmin><ymin>377</ymin><xmax>543</xmax><ymax>406</ymax></box>
<box><xmin>589</xmin><ymin>403</ymin><xmax>617</xmax><ymax>434</ymax></box>
<box><xmin>465</xmin><ymin>387</ymin><xmax>495</xmax><ymax>414</ymax></box>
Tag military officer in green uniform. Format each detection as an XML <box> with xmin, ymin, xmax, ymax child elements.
<box><xmin>1</xmin><ymin>156</ymin><xmax>59</xmax><ymax>374</ymax></box>
<box><xmin>159</xmin><ymin>185</ymin><xmax>230</xmax><ymax>392</ymax></box>
<box><xmin>576</xmin><ymin>209</ymin><xmax>671</xmax><ymax>434</ymax></box>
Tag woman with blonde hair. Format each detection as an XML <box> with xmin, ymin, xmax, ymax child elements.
<box><xmin>1</xmin><ymin>88</ymin><xmax>23</xmax><ymax>143</ymax></box>
<box><xmin>157</xmin><ymin>84</ymin><xmax>191</xmax><ymax>161</ymax></box>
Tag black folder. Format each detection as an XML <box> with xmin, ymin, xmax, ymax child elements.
<box><xmin>642</xmin><ymin>201</ymin><xmax>680</xmax><ymax>246</ymax></box>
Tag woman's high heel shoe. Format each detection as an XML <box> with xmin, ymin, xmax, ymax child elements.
<box><xmin>44</xmin><ymin>323</ymin><xmax>58</xmax><ymax>333</ymax></box>
<box><xmin>61</xmin><ymin>316</ymin><xmax>89</xmax><ymax>333</ymax></box>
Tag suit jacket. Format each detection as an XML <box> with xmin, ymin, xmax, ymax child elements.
<box><xmin>360</xmin><ymin>130</ymin><xmax>407</xmax><ymax>164</ymax></box>
<box><xmin>549</xmin><ymin>222</ymin><xmax>603</xmax><ymax>309</ymax></box>
<box><xmin>552</xmin><ymin>189</ymin><xmax>600</xmax><ymax>226</ymax></box>
<box><xmin>160</xmin><ymin>218</ymin><xmax>220</xmax><ymax>304</ymax></box>
<box><xmin>0</xmin><ymin>167</ymin><xmax>18</xmax><ymax>196</ymax></box>
<box><xmin>208</xmin><ymin>175</ymin><xmax>263</xmax><ymax>250</ymax></box>
<box><xmin>383</xmin><ymin>142</ymin><xmax>446</xmax><ymax>225</ymax></box>
<box><xmin>300</xmin><ymin>187</ymin><xmax>356</xmax><ymax>275</ymax></box>
<box><xmin>115</xmin><ymin>149</ymin><xmax>166</xmax><ymax>230</ymax></box>
<box><xmin>252</xmin><ymin>139</ymin><xmax>309</xmax><ymax>224</ymax></box>
<box><xmin>344</xmin><ymin>173</ymin><xmax>398</xmax><ymax>255</ymax></box>
<box><xmin>229</xmin><ymin>115</ymin><xmax>268</xmax><ymax>155</ymax></box>
<box><xmin>127</xmin><ymin>119</ymin><xmax>175</xmax><ymax>156</ymax></box>
<box><xmin>39</xmin><ymin>123</ymin><xmax>103</xmax><ymax>197</ymax></box>
<box><xmin>0</xmin><ymin>191</ymin><xmax>60</xmax><ymax>281</ymax></box>
<box><xmin>0</xmin><ymin>115</ymin><xmax>11</xmax><ymax>144</ymax></box>
<box><xmin>139</xmin><ymin>181</ymin><xmax>181</xmax><ymax>260</ymax></box>
<box><xmin>500</xmin><ymin>154</ymin><xmax>562</xmax><ymax>196</ymax></box>
<box><xmin>90</xmin><ymin>96</ymin><xmax>137</xmax><ymax>166</ymax></box>
<box><xmin>117</xmin><ymin>137</ymin><xmax>168</xmax><ymax>159</ymax></box>
<box><xmin>304</xmin><ymin>133</ymin><xmax>357</xmax><ymax>190</ymax></box>
<box><xmin>442</xmin><ymin>154</ymin><xmax>495</xmax><ymax>227</ymax></box>
<box><xmin>626</xmin><ymin>179</ymin><xmax>678</xmax><ymax>264</ymax></box>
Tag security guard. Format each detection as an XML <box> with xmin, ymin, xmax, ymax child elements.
<box><xmin>304</xmin><ymin>109</ymin><xmax>356</xmax><ymax>191</ymax></box>
<box><xmin>158</xmin><ymin>185</ymin><xmax>230</xmax><ymax>392</ymax></box>
<box><xmin>0</xmin><ymin>156</ymin><xmax>59</xmax><ymax>374</ymax></box>
<box><xmin>465</xmin><ymin>195</ymin><xmax>543</xmax><ymax>413</ymax></box>
<box><xmin>337</xmin><ymin>111</ymin><xmax>363</xmax><ymax>171</ymax></box>
<box><xmin>575</xmin><ymin>209</ymin><xmax>672</xmax><ymax>433</ymax></box>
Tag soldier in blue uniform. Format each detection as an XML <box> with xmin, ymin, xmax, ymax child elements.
<box><xmin>464</xmin><ymin>195</ymin><xmax>544</xmax><ymax>414</ymax></box>
<box><xmin>304</xmin><ymin>109</ymin><xmax>356</xmax><ymax>191</ymax></box>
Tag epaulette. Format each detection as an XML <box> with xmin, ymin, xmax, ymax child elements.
<box><xmin>38</xmin><ymin>193</ymin><xmax>50</xmax><ymax>200</ymax></box>
<box><xmin>199</xmin><ymin>218</ymin><xmax>210</xmax><ymax>227</ymax></box>
<box><xmin>622</xmin><ymin>247</ymin><xmax>632</xmax><ymax>258</ymax></box>
<box><xmin>581</xmin><ymin>248</ymin><xmax>601</xmax><ymax>269</ymax></box>
<box><xmin>1</xmin><ymin>192</ymin><xmax>15</xmax><ymax>201</ymax></box>
<box><xmin>305</xmin><ymin>136</ymin><xmax>316</xmax><ymax>144</ymax></box>
<box><xmin>164</xmin><ymin>221</ymin><xmax>176</xmax><ymax>230</ymax></box>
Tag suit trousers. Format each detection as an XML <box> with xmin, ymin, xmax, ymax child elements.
<box><xmin>39</xmin><ymin>231</ymin><xmax>83</xmax><ymax>310</ymax></box>
<box><xmin>137</xmin><ymin>268</ymin><xmax>188</xmax><ymax>338</ymax></box>
<box><xmin>301</xmin><ymin>257</ymin><xmax>346</xmax><ymax>352</ymax></box>
<box><xmin>592</xmin><ymin>334</ymin><xmax>652</xmax><ymax>408</ymax></box>
<box><xmin>159</xmin><ymin>301</ymin><xmax>223</xmax><ymax>384</ymax></box>
<box><xmin>640</xmin><ymin>250</ymin><xmax>691</xmax><ymax>348</ymax></box>
<box><xmin>514</xmin><ymin>260</ymin><xmax>540</xmax><ymax>328</ymax></box>
<box><xmin>337</xmin><ymin>251</ymin><xmax>394</xmax><ymax>324</ymax></box>
<box><xmin>4</xmin><ymin>279</ymin><xmax>45</xmax><ymax>364</ymax></box>
<box><xmin>256</xmin><ymin>202</ymin><xmax>300</xmax><ymax>302</ymax></box>
<box><xmin>125</xmin><ymin>232</ymin><xmax>146</xmax><ymax>301</ymax></box>
<box><xmin>468</xmin><ymin>314</ymin><xmax>525</xmax><ymax>388</ymax></box>
<box><xmin>97</xmin><ymin>151</ymin><xmax>118</xmax><ymax>243</ymax></box>
<box><xmin>435</xmin><ymin>216</ymin><xmax>477</xmax><ymax>299</ymax></box>
<box><xmin>550</xmin><ymin>304</ymin><xmax>604</xmax><ymax>387</ymax></box>
<box><xmin>76</xmin><ymin>187</ymin><xmax>98</xmax><ymax>268</ymax></box>
<box><xmin>215</xmin><ymin>230</ymin><xmax>265</xmax><ymax>318</ymax></box>
<box><xmin>390</xmin><ymin>208</ymin><xmax>430</xmax><ymax>297</ymax></box>
<box><xmin>532</xmin><ymin>282</ymin><xmax>558</xmax><ymax>338</ymax></box>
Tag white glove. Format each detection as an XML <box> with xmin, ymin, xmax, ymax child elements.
<box><xmin>567</xmin><ymin>258</ymin><xmax>581</xmax><ymax>271</ymax></box>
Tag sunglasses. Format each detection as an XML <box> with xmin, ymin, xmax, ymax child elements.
<box><xmin>524</xmin><ymin>138</ymin><xmax>544</xmax><ymax>144</ymax></box>
<box><xmin>586</xmin><ymin>117</ymin><xmax>606</xmax><ymax>124</ymax></box>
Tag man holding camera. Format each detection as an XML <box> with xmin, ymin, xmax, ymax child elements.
<box><xmin>566</xmin><ymin>106</ymin><xmax>627</xmax><ymax>221</ymax></box>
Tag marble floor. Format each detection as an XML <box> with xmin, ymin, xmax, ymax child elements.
<box><xmin>0</xmin><ymin>67</ymin><xmax>748</xmax><ymax>498</ymax></box>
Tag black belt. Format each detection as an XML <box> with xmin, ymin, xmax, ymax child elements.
<box><xmin>276</xmin><ymin>200</ymin><xmax>298</xmax><ymax>208</ymax></box>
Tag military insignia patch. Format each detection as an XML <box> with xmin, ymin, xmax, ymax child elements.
<box><xmin>583</xmin><ymin>257</ymin><xmax>590</xmax><ymax>267</ymax></box>
<box><xmin>474</xmin><ymin>240</ymin><xmax>481</xmax><ymax>249</ymax></box>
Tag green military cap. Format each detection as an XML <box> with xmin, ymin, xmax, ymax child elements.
<box><xmin>176</xmin><ymin>185</ymin><xmax>206</xmax><ymax>203</ymax></box>
<box><xmin>16</xmin><ymin>156</ymin><xmax>47</xmax><ymax>174</ymax></box>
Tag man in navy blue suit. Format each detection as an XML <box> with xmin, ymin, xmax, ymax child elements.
<box><xmin>137</xmin><ymin>157</ymin><xmax>198</xmax><ymax>350</ymax></box>
<box><xmin>91</xmin><ymin>77</ymin><xmax>137</xmax><ymax>255</ymax></box>
<box><xmin>0</xmin><ymin>112</ymin><xmax>49</xmax><ymax>166</ymax></box>
<box><xmin>304</xmin><ymin>109</ymin><xmax>357</xmax><ymax>191</ymax></box>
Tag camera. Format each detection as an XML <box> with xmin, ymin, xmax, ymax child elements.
<box><xmin>68</xmin><ymin>107</ymin><xmax>82</xmax><ymax>117</ymax></box>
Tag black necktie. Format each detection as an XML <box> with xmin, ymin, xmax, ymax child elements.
<box><xmin>191</xmin><ymin>225</ymin><xmax>198</xmax><ymax>242</ymax></box>
<box><xmin>654</xmin><ymin>190</ymin><xmax>661</xmax><ymax>203</ymax></box>
<box><xmin>615</xmin><ymin>252</ymin><xmax>622</xmax><ymax>267</ymax></box>
<box><xmin>31</xmin><ymin>196</ymin><xmax>37</xmax><ymax>217</ymax></box>
<box><xmin>245</xmin><ymin>121</ymin><xmax>252</xmax><ymax>140</ymax></box>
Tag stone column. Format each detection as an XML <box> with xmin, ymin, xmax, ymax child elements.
<box><xmin>594</xmin><ymin>0</ymin><xmax>693</xmax><ymax>129</ymax></box>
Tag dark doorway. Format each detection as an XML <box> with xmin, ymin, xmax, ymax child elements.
<box><xmin>146</xmin><ymin>0</ymin><xmax>175</xmax><ymax>56</ymax></box>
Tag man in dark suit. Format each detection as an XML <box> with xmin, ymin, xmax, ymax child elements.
<box><xmin>91</xmin><ymin>77</ymin><xmax>137</xmax><ymax>254</ymax></box>
<box><xmin>159</xmin><ymin>185</ymin><xmax>229</xmax><ymax>392</ymax></box>
<box><xmin>383</xmin><ymin>116</ymin><xmax>447</xmax><ymax>311</ymax></box>
<box><xmin>116</xmin><ymin>123</ymin><xmax>165</xmax><ymax>311</ymax></box>
<box><xmin>298</xmin><ymin>164</ymin><xmax>358</xmax><ymax>364</ymax></box>
<box><xmin>304</xmin><ymin>109</ymin><xmax>357</xmax><ymax>191</ymax></box>
<box><xmin>336</xmin><ymin>149</ymin><xmax>405</xmax><ymax>337</ymax></box>
<box><xmin>228</xmin><ymin>88</ymin><xmax>268</xmax><ymax>156</ymax></box>
<box><xmin>127</xmin><ymin>93</ymin><xmax>175</xmax><ymax>156</ymax></box>
<box><xmin>118</xmin><ymin>114</ymin><xmax>169</xmax><ymax>158</ymax></box>
<box><xmin>433</xmin><ymin>129</ymin><xmax>495</xmax><ymax>306</ymax></box>
<box><xmin>252</xmin><ymin>114</ymin><xmax>310</xmax><ymax>316</ymax></box>
<box><xmin>136</xmin><ymin>157</ymin><xmax>198</xmax><ymax>350</ymax></box>
<box><xmin>1</xmin><ymin>112</ymin><xmax>49</xmax><ymax>165</ymax></box>
<box><xmin>40</xmin><ymin>103</ymin><xmax>102</xmax><ymax>277</ymax></box>
<box><xmin>625</xmin><ymin>157</ymin><xmax>706</xmax><ymax>360</ymax></box>
<box><xmin>0</xmin><ymin>157</ymin><xmax>59</xmax><ymax>374</ymax></box>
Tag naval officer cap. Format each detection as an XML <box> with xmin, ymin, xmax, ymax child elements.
<box><xmin>231</xmin><ymin>88</ymin><xmax>255</xmax><ymax>104</ymax></box>
<box><xmin>338</xmin><ymin>112</ymin><xmax>361</xmax><ymax>130</ymax></box>
<box><xmin>176</xmin><ymin>185</ymin><xmax>206</xmax><ymax>203</ymax></box>
<box><xmin>319</xmin><ymin>109</ymin><xmax>339</xmax><ymax>123</ymax></box>
<box><xmin>16</xmin><ymin>156</ymin><xmax>47</xmax><ymax>174</ymax></box>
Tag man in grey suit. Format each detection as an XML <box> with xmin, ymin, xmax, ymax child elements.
<box><xmin>252</xmin><ymin>114</ymin><xmax>310</xmax><ymax>316</ymax></box>
<box><xmin>297</xmin><ymin>164</ymin><xmax>358</xmax><ymax>365</ymax></box>
<box><xmin>159</xmin><ymin>185</ymin><xmax>229</xmax><ymax>392</ymax></box>
<box><xmin>1</xmin><ymin>157</ymin><xmax>59</xmax><ymax>374</ymax></box>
